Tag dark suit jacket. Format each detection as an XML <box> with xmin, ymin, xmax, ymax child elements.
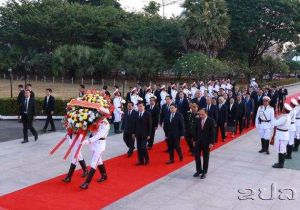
<box><xmin>192</xmin><ymin>96</ymin><xmax>206</xmax><ymax>109</ymax></box>
<box><xmin>244</xmin><ymin>98</ymin><xmax>254</xmax><ymax>114</ymax></box>
<box><xmin>163</xmin><ymin>112</ymin><xmax>185</xmax><ymax>139</ymax></box>
<box><xmin>228</xmin><ymin>103</ymin><xmax>237</xmax><ymax>126</ymax></box>
<box><xmin>254</xmin><ymin>95</ymin><xmax>263</xmax><ymax>111</ymax></box>
<box><xmin>43</xmin><ymin>95</ymin><xmax>55</xmax><ymax>113</ymax></box>
<box><xmin>17</xmin><ymin>90</ymin><xmax>25</xmax><ymax>105</ymax></box>
<box><xmin>123</xmin><ymin>110</ymin><xmax>138</xmax><ymax>134</ymax></box>
<box><xmin>235</xmin><ymin>101</ymin><xmax>246</xmax><ymax>119</ymax></box>
<box><xmin>175</xmin><ymin>98</ymin><xmax>189</xmax><ymax>116</ymax></box>
<box><xmin>194</xmin><ymin>117</ymin><xmax>215</xmax><ymax>146</ymax></box>
<box><xmin>218</xmin><ymin>104</ymin><xmax>228</xmax><ymax>124</ymax></box>
<box><xmin>134</xmin><ymin>111</ymin><xmax>152</xmax><ymax>138</ymax></box>
<box><xmin>160</xmin><ymin>103</ymin><xmax>171</xmax><ymax>125</ymax></box>
<box><xmin>29</xmin><ymin>91</ymin><xmax>35</xmax><ymax>99</ymax></box>
<box><xmin>19</xmin><ymin>97</ymin><xmax>37</xmax><ymax>119</ymax></box>
<box><xmin>206</xmin><ymin>104</ymin><xmax>218</xmax><ymax>123</ymax></box>
<box><xmin>146</xmin><ymin>105</ymin><xmax>159</xmax><ymax>128</ymax></box>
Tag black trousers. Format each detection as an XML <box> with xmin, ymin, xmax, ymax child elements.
<box><xmin>245</xmin><ymin>113</ymin><xmax>251</xmax><ymax>128</ymax></box>
<box><xmin>123</xmin><ymin>132</ymin><xmax>135</xmax><ymax>151</ymax></box>
<box><xmin>184</xmin><ymin>132</ymin><xmax>195</xmax><ymax>152</ymax></box>
<box><xmin>167</xmin><ymin>136</ymin><xmax>183</xmax><ymax>161</ymax></box>
<box><xmin>136</xmin><ymin>135</ymin><xmax>149</xmax><ymax>163</ymax></box>
<box><xmin>43</xmin><ymin>113</ymin><xmax>55</xmax><ymax>130</ymax></box>
<box><xmin>148</xmin><ymin>124</ymin><xmax>156</xmax><ymax>147</ymax></box>
<box><xmin>235</xmin><ymin>117</ymin><xmax>244</xmax><ymax>133</ymax></box>
<box><xmin>217</xmin><ymin>123</ymin><xmax>226</xmax><ymax>141</ymax></box>
<box><xmin>194</xmin><ymin>141</ymin><xmax>210</xmax><ymax>174</ymax></box>
<box><xmin>22</xmin><ymin>114</ymin><xmax>37</xmax><ymax>140</ymax></box>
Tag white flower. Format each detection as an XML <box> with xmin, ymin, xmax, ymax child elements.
<box><xmin>75</xmin><ymin>123</ymin><xmax>80</xmax><ymax>128</ymax></box>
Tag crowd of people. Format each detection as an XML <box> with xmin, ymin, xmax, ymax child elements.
<box><xmin>16</xmin><ymin>77</ymin><xmax>299</xmax><ymax>186</ymax></box>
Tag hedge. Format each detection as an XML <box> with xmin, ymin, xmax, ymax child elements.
<box><xmin>260</xmin><ymin>78</ymin><xmax>300</xmax><ymax>87</ymax></box>
<box><xmin>0</xmin><ymin>98</ymin><xmax>68</xmax><ymax>116</ymax></box>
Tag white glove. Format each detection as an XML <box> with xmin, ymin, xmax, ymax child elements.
<box><xmin>82</xmin><ymin>140</ymin><xmax>90</xmax><ymax>145</ymax></box>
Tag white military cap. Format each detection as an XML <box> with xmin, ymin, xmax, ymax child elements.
<box><xmin>131</xmin><ymin>87</ymin><xmax>137</xmax><ymax>92</ymax></box>
<box><xmin>262</xmin><ymin>96</ymin><xmax>271</xmax><ymax>101</ymax></box>
<box><xmin>284</xmin><ymin>103</ymin><xmax>293</xmax><ymax>112</ymax></box>
<box><xmin>291</xmin><ymin>98</ymin><xmax>298</xmax><ymax>106</ymax></box>
<box><xmin>161</xmin><ymin>85</ymin><xmax>166</xmax><ymax>89</ymax></box>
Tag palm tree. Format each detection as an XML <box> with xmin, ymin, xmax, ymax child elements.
<box><xmin>182</xmin><ymin>0</ymin><xmax>230</xmax><ymax>57</ymax></box>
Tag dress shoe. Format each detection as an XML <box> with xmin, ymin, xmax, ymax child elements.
<box><xmin>166</xmin><ymin>160</ymin><xmax>174</xmax><ymax>165</ymax></box>
<box><xmin>41</xmin><ymin>128</ymin><xmax>46</xmax><ymax>133</ymax></box>
<box><xmin>34</xmin><ymin>135</ymin><xmax>38</xmax><ymax>141</ymax></box>
<box><xmin>135</xmin><ymin>162</ymin><xmax>144</xmax><ymax>166</ymax></box>
<box><xmin>21</xmin><ymin>140</ymin><xmax>29</xmax><ymax>144</ymax></box>
<box><xmin>193</xmin><ymin>172</ymin><xmax>201</xmax><ymax>177</ymax></box>
<box><xmin>127</xmin><ymin>151</ymin><xmax>133</xmax><ymax>157</ymax></box>
<box><xmin>62</xmin><ymin>177</ymin><xmax>71</xmax><ymax>183</ymax></box>
<box><xmin>144</xmin><ymin>160</ymin><xmax>149</xmax><ymax>165</ymax></box>
<box><xmin>80</xmin><ymin>182</ymin><xmax>89</xmax><ymax>189</ymax></box>
<box><xmin>179</xmin><ymin>156</ymin><xmax>183</xmax><ymax>162</ymax></box>
<box><xmin>147</xmin><ymin>146</ymin><xmax>152</xmax><ymax>150</ymax></box>
<box><xmin>200</xmin><ymin>174</ymin><xmax>207</xmax><ymax>179</ymax></box>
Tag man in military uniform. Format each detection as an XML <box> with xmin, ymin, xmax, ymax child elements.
<box><xmin>271</xmin><ymin>103</ymin><xmax>292</xmax><ymax>168</ymax></box>
<box><xmin>185</xmin><ymin>103</ymin><xmax>199</xmax><ymax>154</ymax></box>
<box><xmin>255</xmin><ymin>96</ymin><xmax>275</xmax><ymax>155</ymax></box>
<box><xmin>286</xmin><ymin>98</ymin><xmax>298</xmax><ymax>159</ymax></box>
<box><xmin>80</xmin><ymin>117</ymin><xmax>110</xmax><ymax>189</ymax></box>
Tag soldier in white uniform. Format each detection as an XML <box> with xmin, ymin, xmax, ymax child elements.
<box><xmin>182</xmin><ymin>83</ymin><xmax>191</xmax><ymax>98</ymax></box>
<box><xmin>145</xmin><ymin>86</ymin><xmax>154</xmax><ymax>106</ymax></box>
<box><xmin>255</xmin><ymin>96</ymin><xmax>275</xmax><ymax>155</ymax></box>
<box><xmin>271</xmin><ymin>103</ymin><xmax>292</xmax><ymax>168</ymax></box>
<box><xmin>293</xmin><ymin>96</ymin><xmax>300</xmax><ymax>152</ymax></box>
<box><xmin>62</xmin><ymin>132</ymin><xmax>88</xmax><ymax>183</ymax></box>
<box><xmin>286</xmin><ymin>98</ymin><xmax>298</xmax><ymax>159</ymax></box>
<box><xmin>113</xmin><ymin>90</ymin><xmax>125</xmax><ymax>133</ymax></box>
<box><xmin>80</xmin><ymin>118</ymin><xmax>110</xmax><ymax>189</ymax></box>
<box><xmin>130</xmin><ymin>88</ymin><xmax>142</xmax><ymax>110</ymax></box>
<box><xmin>250</xmin><ymin>78</ymin><xmax>258</xmax><ymax>89</ymax></box>
<box><xmin>160</xmin><ymin>85</ymin><xmax>168</xmax><ymax>107</ymax></box>
<box><xmin>190</xmin><ymin>82</ymin><xmax>198</xmax><ymax>99</ymax></box>
<box><xmin>170</xmin><ymin>84</ymin><xmax>178</xmax><ymax>100</ymax></box>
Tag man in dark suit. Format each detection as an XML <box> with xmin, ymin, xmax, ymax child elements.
<box><xmin>145</xmin><ymin>97</ymin><xmax>159</xmax><ymax>149</ymax></box>
<box><xmin>175</xmin><ymin>91</ymin><xmax>189</xmax><ymax>118</ymax></box>
<box><xmin>122</xmin><ymin>101</ymin><xmax>138</xmax><ymax>157</ymax></box>
<box><xmin>253</xmin><ymin>89</ymin><xmax>263</xmax><ymax>125</ymax></box>
<box><xmin>206</xmin><ymin>97</ymin><xmax>218</xmax><ymax>142</ymax></box>
<box><xmin>17</xmin><ymin>84</ymin><xmax>25</xmax><ymax>106</ymax></box>
<box><xmin>133</xmin><ymin>101</ymin><xmax>152</xmax><ymax>165</ymax></box>
<box><xmin>235</xmin><ymin>95</ymin><xmax>246</xmax><ymax>134</ymax></box>
<box><xmin>185</xmin><ymin>103</ymin><xmax>199</xmax><ymax>154</ymax></box>
<box><xmin>163</xmin><ymin>104</ymin><xmax>185</xmax><ymax>164</ymax></box>
<box><xmin>244</xmin><ymin>93</ymin><xmax>254</xmax><ymax>128</ymax></box>
<box><xmin>42</xmin><ymin>88</ymin><xmax>56</xmax><ymax>132</ymax></box>
<box><xmin>217</xmin><ymin>97</ymin><xmax>228</xmax><ymax>142</ymax></box>
<box><xmin>18</xmin><ymin>89</ymin><xmax>38</xmax><ymax>143</ymax></box>
<box><xmin>193</xmin><ymin>108</ymin><xmax>215</xmax><ymax>179</ymax></box>
<box><xmin>25</xmin><ymin>83</ymin><xmax>35</xmax><ymax>99</ymax></box>
<box><xmin>192</xmin><ymin>90</ymin><xmax>206</xmax><ymax>109</ymax></box>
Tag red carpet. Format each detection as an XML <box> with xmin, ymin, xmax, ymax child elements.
<box><xmin>0</xmin><ymin>93</ymin><xmax>299</xmax><ymax>210</ymax></box>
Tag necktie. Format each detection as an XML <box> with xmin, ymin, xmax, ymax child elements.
<box><xmin>139</xmin><ymin>112</ymin><xmax>142</xmax><ymax>119</ymax></box>
<box><xmin>128</xmin><ymin>111</ymin><xmax>131</xmax><ymax>116</ymax></box>
<box><xmin>170</xmin><ymin>113</ymin><xmax>174</xmax><ymax>122</ymax></box>
<box><xmin>25</xmin><ymin>98</ymin><xmax>28</xmax><ymax>113</ymax></box>
<box><xmin>201</xmin><ymin>119</ymin><xmax>205</xmax><ymax>129</ymax></box>
<box><xmin>151</xmin><ymin>105</ymin><xmax>153</xmax><ymax>110</ymax></box>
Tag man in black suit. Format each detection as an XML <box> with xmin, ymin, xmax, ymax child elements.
<box><xmin>235</xmin><ymin>95</ymin><xmax>246</xmax><ymax>134</ymax></box>
<box><xmin>145</xmin><ymin>97</ymin><xmax>160</xmax><ymax>149</ymax></box>
<box><xmin>25</xmin><ymin>83</ymin><xmax>35</xmax><ymax>99</ymax></box>
<box><xmin>253</xmin><ymin>89</ymin><xmax>263</xmax><ymax>125</ymax></box>
<box><xmin>18</xmin><ymin>89</ymin><xmax>38</xmax><ymax>143</ymax></box>
<box><xmin>17</xmin><ymin>84</ymin><xmax>25</xmax><ymax>106</ymax></box>
<box><xmin>192</xmin><ymin>90</ymin><xmax>206</xmax><ymax>109</ymax></box>
<box><xmin>206</xmin><ymin>97</ymin><xmax>218</xmax><ymax>142</ymax></box>
<box><xmin>217</xmin><ymin>97</ymin><xmax>228</xmax><ymax>142</ymax></box>
<box><xmin>133</xmin><ymin>101</ymin><xmax>152</xmax><ymax>165</ymax></box>
<box><xmin>163</xmin><ymin>103</ymin><xmax>185</xmax><ymax>164</ymax></box>
<box><xmin>42</xmin><ymin>88</ymin><xmax>56</xmax><ymax>132</ymax></box>
<box><xmin>122</xmin><ymin>101</ymin><xmax>138</xmax><ymax>157</ymax></box>
<box><xmin>244</xmin><ymin>93</ymin><xmax>254</xmax><ymax>128</ymax></box>
<box><xmin>193</xmin><ymin>108</ymin><xmax>215</xmax><ymax>179</ymax></box>
<box><xmin>175</xmin><ymin>91</ymin><xmax>189</xmax><ymax>118</ymax></box>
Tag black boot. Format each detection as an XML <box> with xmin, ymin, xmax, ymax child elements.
<box><xmin>265</xmin><ymin>140</ymin><xmax>270</xmax><ymax>155</ymax></box>
<box><xmin>79</xmin><ymin>160</ymin><xmax>88</xmax><ymax>177</ymax></box>
<box><xmin>62</xmin><ymin>163</ymin><xmax>76</xmax><ymax>183</ymax></box>
<box><xmin>293</xmin><ymin>139</ymin><xmax>299</xmax><ymax>152</ymax></box>
<box><xmin>114</xmin><ymin>122</ymin><xmax>118</xmax><ymax>133</ymax></box>
<box><xmin>80</xmin><ymin>168</ymin><xmax>96</xmax><ymax>189</ymax></box>
<box><xmin>272</xmin><ymin>153</ymin><xmax>285</xmax><ymax>168</ymax></box>
<box><xmin>286</xmin><ymin>145</ymin><xmax>293</xmax><ymax>159</ymax></box>
<box><xmin>258</xmin><ymin>139</ymin><xmax>265</xmax><ymax>153</ymax></box>
<box><xmin>97</xmin><ymin>164</ymin><xmax>108</xmax><ymax>182</ymax></box>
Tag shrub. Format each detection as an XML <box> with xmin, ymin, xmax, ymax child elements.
<box><xmin>0</xmin><ymin>98</ymin><xmax>68</xmax><ymax>116</ymax></box>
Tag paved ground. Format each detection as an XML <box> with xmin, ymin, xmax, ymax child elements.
<box><xmin>1</xmin><ymin>83</ymin><xmax>300</xmax><ymax>210</ymax></box>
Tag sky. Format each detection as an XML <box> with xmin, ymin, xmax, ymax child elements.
<box><xmin>0</xmin><ymin>0</ymin><xmax>184</xmax><ymax>18</ymax></box>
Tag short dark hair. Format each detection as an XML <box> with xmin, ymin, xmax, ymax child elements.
<box><xmin>26</xmin><ymin>83</ymin><xmax>32</xmax><ymax>87</ymax></box>
<box><xmin>200</xmin><ymin>108</ymin><xmax>208</xmax><ymax>113</ymax></box>
<box><xmin>150</xmin><ymin>97</ymin><xmax>156</xmax><ymax>101</ymax></box>
<box><xmin>127</xmin><ymin>101</ymin><xmax>134</xmax><ymax>106</ymax></box>
<box><xmin>170</xmin><ymin>103</ymin><xmax>177</xmax><ymax>108</ymax></box>
<box><xmin>103</xmin><ymin>85</ymin><xmax>108</xmax><ymax>90</ymax></box>
<box><xmin>80</xmin><ymin>84</ymin><xmax>85</xmax><ymax>89</ymax></box>
<box><xmin>18</xmin><ymin>84</ymin><xmax>23</xmax><ymax>88</ymax></box>
<box><xmin>46</xmin><ymin>88</ymin><xmax>52</xmax><ymax>92</ymax></box>
<box><xmin>137</xmin><ymin>101</ymin><xmax>144</xmax><ymax>106</ymax></box>
<box><xmin>165</xmin><ymin>95</ymin><xmax>171</xmax><ymax>99</ymax></box>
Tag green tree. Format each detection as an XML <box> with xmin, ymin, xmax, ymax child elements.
<box><xmin>256</xmin><ymin>56</ymin><xmax>290</xmax><ymax>80</ymax></box>
<box><xmin>182</xmin><ymin>0</ymin><xmax>230</xmax><ymax>57</ymax></box>
<box><xmin>143</xmin><ymin>1</ymin><xmax>160</xmax><ymax>16</ymax></box>
<box><xmin>224</xmin><ymin>0</ymin><xmax>300</xmax><ymax>67</ymax></box>
<box><xmin>122</xmin><ymin>47</ymin><xmax>165</xmax><ymax>80</ymax></box>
